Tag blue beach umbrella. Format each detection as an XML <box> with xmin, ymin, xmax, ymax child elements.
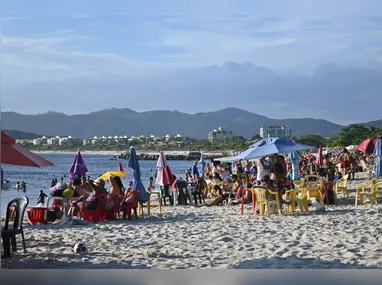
<box><xmin>232</xmin><ymin>137</ymin><xmax>313</xmax><ymax>161</ymax></box>
<box><xmin>373</xmin><ymin>138</ymin><xmax>382</xmax><ymax>178</ymax></box>
<box><xmin>128</xmin><ymin>146</ymin><xmax>149</xmax><ymax>203</ymax></box>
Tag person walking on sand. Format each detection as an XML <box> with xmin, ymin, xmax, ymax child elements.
<box><xmin>37</xmin><ymin>190</ymin><xmax>48</xmax><ymax>206</ymax></box>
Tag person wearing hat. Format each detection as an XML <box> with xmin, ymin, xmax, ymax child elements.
<box><xmin>71</xmin><ymin>179</ymin><xmax>107</xmax><ymax>214</ymax></box>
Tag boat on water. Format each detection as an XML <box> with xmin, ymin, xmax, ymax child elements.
<box><xmin>1</xmin><ymin>180</ymin><xmax>12</xmax><ymax>191</ymax></box>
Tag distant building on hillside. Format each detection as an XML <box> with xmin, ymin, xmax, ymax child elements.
<box><xmin>208</xmin><ymin>127</ymin><xmax>233</xmax><ymax>143</ymax></box>
<box><xmin>260</xmin><ymin>125</ymin><xmax>292</xmax><ymax>138</ymax></box>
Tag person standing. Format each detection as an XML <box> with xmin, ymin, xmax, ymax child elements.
<box><xmin>37</xmin><ymin>190</ymin><xmax>48</xmax><ymax>206</ymax></box>
<box><xmin>16</xmin><ymin>181</ymin><xmax>20</xmax><ymax>191</ymax></box>
<box><xmin>192</xmin><ymin>161</ymin><xmax>199</xmax><ymax>180</ymax></box>
<box><xmin>21</xmin><ymin>181</ymin><xmax>27</xmax><ymax>192</ymax></box>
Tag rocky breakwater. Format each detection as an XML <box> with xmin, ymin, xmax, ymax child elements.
<box><xmin>112</xmin><ymin>151</ymin><xmax>227</xmax><ymax>161</ymax></box>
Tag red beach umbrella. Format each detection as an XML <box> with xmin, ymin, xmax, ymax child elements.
<box><xmin>358</xmin><ymin>137</ymin><xmax>380</xmax><ymax>154</ymax></box>
<box><xmin>1</xmin><ymin>131</ymin><xmax>54</xmax><ymax>167</ymax></box>
<box><xmin>155</xmin><ymin>151</ymin><xmax>175</xmax><ymax>186</ymax></box>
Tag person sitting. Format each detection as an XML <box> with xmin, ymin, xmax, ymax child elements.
<box><xmin>71</xmin><ymin>179</ymin><xmax>107</xmax><ymax>214</ymax></box>
<box><xmin>261</xmin><ymin>175</ymin><xmax>292</xmax><ymax>207</ymax></box>
<box><xmin>104</xmin><ymin>176</ymin><xmax>123</xmax><ymax>210</ymax></box>
<box><xmin>230</xmin><ymin>174</ymin><xmax>250</xmax><ymax>202</ymax></box>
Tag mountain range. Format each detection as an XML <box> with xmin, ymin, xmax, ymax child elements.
<box><xmin>1</xmin><ymin>107</ymin><xmax>381</xmax><ymax>139</ymax></box>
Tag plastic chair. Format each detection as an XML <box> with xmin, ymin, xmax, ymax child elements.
<box><xmin>284</xmin><ymin>188</ymin><xmax>305</xmax><ymax>213</ymax></box>
<box><xmin>295</xmin><ymin>187</ymin><xmax>309</xmax><ymax>212</ymax></box>
<box><xmin>293</xmin><ymin>180</ymin><xmax>304</xmax><ymax>189</ymax></box>
<box><xmin>240</xmin><ymin>188</ymin><xmax>256</xmax><ymax>215</ymax></box>
<box><xmin>103</xmin><ymin>196</ymin><xmax>120</xmax><ymax>220</ymax></box>
<box><xmin>79</xmin><ymin>194</ymin><xmax>107</xmax><ymax>222</ymax></box>
<box><xmin>121</xmin><ymin>190</ymin><xmax>140</xmax><ymax>220</ymax></box>
<box><xmin>2</xmin><ymin>196</ymin><xmax>29</xmax><ymax>258</ymax></box>
<box><xmin>355</xmin><ymin>178</ymin><xmax>377</xmax><ymax>206</ymax></box>
<box><xmin>334</xmin><ymin>174</ymin><xmax>349</xmax><ymax>198</ymax></box>
<box><xmin>26</xmin><ymin>207</ymin><xmax>48</xmax><ymax>225</ymax></box>
<box><xmin>251</xmin><ymin>186</ymin><xmax>281</xmax><ymax>217</ymax></box>
<box><xmin>147</xmin><ymin>191</ymin><xmax>162</xmax><ymax>216</ymax></box>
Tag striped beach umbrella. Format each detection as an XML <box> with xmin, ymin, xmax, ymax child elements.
<box><xmin>155</xmin><ymin>151</ymin><xmax>175</xmax><ymax>186</ymax></box>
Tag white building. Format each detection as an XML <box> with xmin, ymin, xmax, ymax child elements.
<box><xmin>47</xmin><ymin>137</ymin><xmax>59</xmax><ymax>145</ymax></box>
<box><xmin>208</xmin><ymin>127</ymin><xmax>233</xmax><ymax>143</ymax></box>
<box><xmin>260</xmin><ymin>125</ymin><xmax>292</xmax><ymax>138</ymax></box>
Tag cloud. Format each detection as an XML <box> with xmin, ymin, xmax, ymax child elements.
<box><xmin>1</xmin><ymin>13</ymin><xmax>382</xmax><ymax>125</ymax></box>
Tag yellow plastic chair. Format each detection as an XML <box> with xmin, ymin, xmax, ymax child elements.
<box><xmin>293</xmin><ymin>180</ymin><xmax>304</xmax><ymax>189</ymax></box>
<box><xmin>146</xmin><ymin>191</ymin><xmax>162</xmax><ymax>216</ymax></box>
<box><xmin>284</xmin><ymin>188</ymin><xmax>306</xmax><ymax>213</ymax></box>
<box><xmin>334</xmin><ymin>174</ymin><xmax>349</xmax><ymax>198</ymax></box>
<box><xmin>355</xmin><ymin>178</ymin><xmax>377</xmax><ymax>206</ymax></box>
<box><xmin>303</xmin><ymin>175</ymin><xmax>324</xmax><ymax>204</ymax></box>
<box><xmin>251</xmin><ymin>186</ymin><xmax>281</xmax><ymax>217</ymax></box>
<box><xmin>371</xmin><ymin>181</ymin><xmax>382</xmax><ymax>203</ymax></box>
<box><xmin>295</xmin><ymin>187</ymin><xmax>310</xmax><ymax>212</ymax></box>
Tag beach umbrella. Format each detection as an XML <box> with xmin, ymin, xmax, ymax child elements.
<box><xmin>323</xmin><ymin>149</ymin><xmax>335</xmax><ymax>155</ymax></box>
<box><xmin>199</xmin><ymin>154</ymin><xmax>206</xmax><ymax>177</ymax></box>
<box><xmin>315</xmin><ymin>147</ymin><xmax>323</xmax><ymax>167</ymax></box>
<box><xmin>98</xmin><ymin>170</ymin><xmax>127</xmax><ymax>180</ymax></box>
<box><xmin>358</xmin><ymin>137</ymin><xmax>380</xmax><ymax>154</ymax></box>
<box><xmin>69</xmin><ymin>150</ymin><xmax>88</xmax><ymax>181</ymax></box>
<box><xmin>232</xmin><ymin>137</ymin><xmax>313</xmax><ymax>161</ymax></box>
<box><xmin>287</xmin><ymin>152</ymin><xmax>300</xmax><ymax>181</ymax></box>
<box><xmin>1</xmin><ymin>131</ymin><xmax>54</xmax><ymax>167</ymax></box>
<box><xmin>156</xmin><ymin>151</ymin><xmax>175</xmax><ymax>186</ymax></box>
<box><xmin>128</xmin><ymin>146</ymin><xmax>148</xmax><ymax>203</ymax></box>
<box><xmin>373</xmin><ymin>138</ymin><xmax>382</xmax><ymax>177</ymax></box>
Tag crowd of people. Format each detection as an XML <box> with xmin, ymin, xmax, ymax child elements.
<box><xmin>171</xmin><ymin>148</ymin><xmax>377</xmax><ymax>209</ymax></box>
<box><xmin>28</xmin><ymin>148</ymin><xmax>376</xmax><ymax>223</ymax></box>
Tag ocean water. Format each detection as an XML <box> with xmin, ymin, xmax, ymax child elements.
<box><xmin>0</xmin><ymin>153</ymin><xmax>193</xmax><ymax>214</ymax></box>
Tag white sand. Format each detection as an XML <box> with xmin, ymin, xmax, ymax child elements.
<box><xmin>2</xmin><ymin>172</ymin><xmax>382</xmax><ymax>269</ymax></box>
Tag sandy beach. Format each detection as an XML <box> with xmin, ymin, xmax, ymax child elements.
<box><xmin>2</xmin><ymin>172</ymin><xmax>382</xmax><ymax>269</ymax></box>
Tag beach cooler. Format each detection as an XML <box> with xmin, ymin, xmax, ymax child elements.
<box><xmin>26</xmin><ymin>207</ymin><xmax>48</xmax><ymax>225</ymax></box>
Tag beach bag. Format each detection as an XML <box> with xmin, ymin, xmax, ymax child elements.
<box><xmin>62</xmin><ymin>187</ymin><xmax>75</xmax><ymax>198</ymax></box>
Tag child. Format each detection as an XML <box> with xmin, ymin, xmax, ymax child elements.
<box><xmin>147</xmin><ymin>177</ymin><xmax>154</xmax><ymax>192</ymax></box>
<box><xmin>37</xmin><ymin>190</ymin><xmax>48</xmax><ymax>206</ymax></box>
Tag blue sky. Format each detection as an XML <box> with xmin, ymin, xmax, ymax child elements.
<box><xmin>1</xmin><ymin>0</ymin><xmax>382</xmax><ymax>125</ymax></box>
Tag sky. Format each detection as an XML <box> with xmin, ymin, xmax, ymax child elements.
<box><xmin>1</xmin><ymin>0</ymin><xmax>382</xmax><ymax>125</ymax></box>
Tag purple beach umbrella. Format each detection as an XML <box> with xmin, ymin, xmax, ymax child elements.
<box><xmin>69</xmin><ymin>151</ymin><xmax>88</xmax><ymax>181</ymax></box>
